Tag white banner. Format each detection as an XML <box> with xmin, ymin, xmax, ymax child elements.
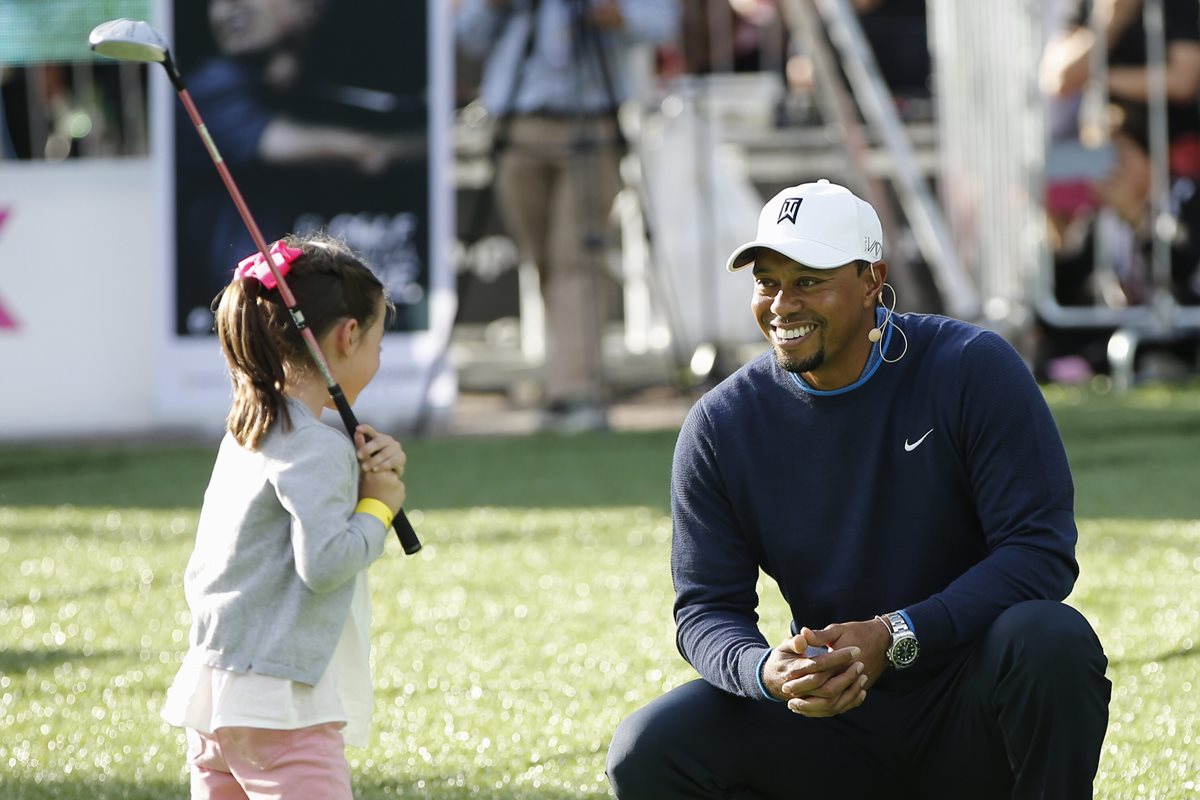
<box><xmin>0</xmin><ymin>161</ymin><xmax>158</xmax><ymax>438</ymax></box>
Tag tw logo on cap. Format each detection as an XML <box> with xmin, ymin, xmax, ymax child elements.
<box><xmin>777</xmin><ymin>197</ymin><xmax>803</xmax><ymax>225</ymax></box>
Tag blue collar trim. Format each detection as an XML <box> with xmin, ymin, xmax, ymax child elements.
<box><xmin>789</xmin><ymin>308</ymin><xmax>891</xmax><ymax>396</ymax></box>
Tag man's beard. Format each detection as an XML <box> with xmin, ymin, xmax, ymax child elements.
<box><xmin>775</xmin><ymin>346</ymin><xmax>824</xmax><ymax>374</ymax></box>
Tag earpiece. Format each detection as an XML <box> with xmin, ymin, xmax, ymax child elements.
<box><xmin>867</xmin><ymin>263</ymin><xmax>884</xmax><ymax>343</ymax></box>
<box><xmin>867</xmin><ymin>267</ymin><xmax>908</xmax><ymax>363</ymax></box>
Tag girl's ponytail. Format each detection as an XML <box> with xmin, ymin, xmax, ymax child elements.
<box><xmin>214</xmin><ymin>277</ymin><xmax>292</xmax><ymax>450</ymax></box>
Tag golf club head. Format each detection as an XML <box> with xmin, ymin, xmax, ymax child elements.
<box><xmin>89</xmin><ymin>18</ymin><xmax>170</xmax><ymax>63</ymax></box>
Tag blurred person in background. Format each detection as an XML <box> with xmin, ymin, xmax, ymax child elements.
<box><xmin>678</xmin><ymin>0</ymin><xmax>786</xmax><ymax>75</ymax></box>
<box><xmin>851</xmin><ymin>0</ymin><xmax>931</xmax><ymax>101</ymax></box>
<box><xmin>782</xmin><ymin>0</ymin><xmax>932</xmax><ymax>122</ymax></box>
<box><xmin>455</xmin><ymin>0</ymin><xmax>680</xmax><ymax>433</ymax></box>
<box><xmin>1040</xmin><ymin>0</ymin><xmax>1200</xmax><ymax>380</ymax></box>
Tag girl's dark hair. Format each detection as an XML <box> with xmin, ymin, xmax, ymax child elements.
<box><xmin>213</xmin><ymin>232</ymin><xmax>388</xmax><ymax>450</ymax></box>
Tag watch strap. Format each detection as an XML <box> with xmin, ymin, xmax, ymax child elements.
<box><xmin>883</xmin><ymin>611</ymin><xmax>911</xmax><ymax>635</ymax></box>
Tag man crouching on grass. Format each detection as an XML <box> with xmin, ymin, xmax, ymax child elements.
<box><xmin>606</xmin><ymin>180</ymin><xmax>1111</xmax><ymax>799</ymax></box>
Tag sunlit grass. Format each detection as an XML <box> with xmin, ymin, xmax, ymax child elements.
<box><xmin>1069</xmin><ymin>519</ymin><xmax>1200</xmax><ymax>797</ymax></box>
<box><xmin>0</xmin><ymin>383</ymin><xmax>1197</xmax><ymax>798</ymax></box>
<box><xmin>0</xmin><ymin>505</ymin><xmax>692</xmax><ymax>799</ymax></box>
<box><xmin>0</xmin><ymin>507</ymin><xmax>194</xmax><ymax>798</ymax></box>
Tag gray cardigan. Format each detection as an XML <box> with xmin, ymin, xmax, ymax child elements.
<box><xmin>183</xmin><ymin>398</ymin><xmax>388</xmax><ymax>685</ymax></box>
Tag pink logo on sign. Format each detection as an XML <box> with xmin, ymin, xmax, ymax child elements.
<box><xmin>0</xmin><ymin>207</ymin><xmax>18</xmax><ymax>330</ymax></box>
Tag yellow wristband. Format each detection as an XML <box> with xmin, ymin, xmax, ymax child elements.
<box><xmin>354</xmin><ymin>498</ymin><xmax>394</xmax><ymax>530</ymax></box>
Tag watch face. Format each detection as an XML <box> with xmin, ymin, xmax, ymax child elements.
<box><xmin>892</xmin><ymin>637</ymin><xmax>919</xmax><ymax>666</ymax></box>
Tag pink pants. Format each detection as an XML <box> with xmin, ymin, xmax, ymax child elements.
<box><xmin>186</xmin><ymin>724</ymin><xmax>352</xmax><ymax>800</ymax></box>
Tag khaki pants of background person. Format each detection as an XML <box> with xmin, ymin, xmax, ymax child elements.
<box><xmin>495</xmin><ymin>114</ymin><xmax>623</xmax><ymax>407</ymax></box>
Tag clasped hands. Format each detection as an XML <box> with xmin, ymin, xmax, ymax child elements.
<box><xmin>760</xmin><ymin>619</ymin><xmax>891</xmax><ymax>717</ymax></box>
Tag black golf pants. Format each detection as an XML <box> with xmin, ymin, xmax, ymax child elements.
<box><xmin>607</xmin><ymin>600</ymin><xmax>1110</xmax><ymax>800</ymax></box>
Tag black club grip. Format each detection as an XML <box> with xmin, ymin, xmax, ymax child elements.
<box><xmin>331</xmin><ymin>387</ymin><xmax>422</xmax><ymax>555</ymax></box>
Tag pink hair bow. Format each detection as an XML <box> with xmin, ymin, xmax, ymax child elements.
<box><xmin>234</xmin><ymin>240</ymin><xmax>304</xmax><ymax>290</ymax></box>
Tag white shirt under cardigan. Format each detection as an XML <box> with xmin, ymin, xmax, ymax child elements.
<box><xmin>161</xmin><ymin>397</ymin><xmax>389</xmax><ymax>747</ymax></box>
<box><xmin>161</xmin><ymin>571</ymin><xmax>373</xmax><ymax>747</ymax></box>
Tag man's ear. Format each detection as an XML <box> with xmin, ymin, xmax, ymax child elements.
<box><xmin>865</xmin><ymin>260</ymin><xmax>888</xmax><ymax>307</ymax></box>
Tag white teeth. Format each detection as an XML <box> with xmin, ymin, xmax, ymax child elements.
<box><xmin>776</xmin><ymin>325</ymin><xmax>814</xmax><ymax>341</ymax></box>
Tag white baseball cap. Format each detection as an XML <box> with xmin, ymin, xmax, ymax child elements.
<box><xmin>726</xmin><ymin>179</ymin><xmax>883</xmax><ymax>272</ymax></box>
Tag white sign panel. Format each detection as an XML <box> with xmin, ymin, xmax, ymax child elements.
<box><xmin>0</xmin><ymin>161</ymin><xmax>158</xmax><ymax>438</ymax></box>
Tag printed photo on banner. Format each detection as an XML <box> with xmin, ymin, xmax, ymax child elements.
<box><xmin>171</xmin><ymin>0</ymin><xmax>431</xmax><ymax>336</ymax></box>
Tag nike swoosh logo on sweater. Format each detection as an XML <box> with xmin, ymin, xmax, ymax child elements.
<box><xmin>904</xmin><ymin>429</ymin><xmax>934</xmax><ymax>451</ymax></box>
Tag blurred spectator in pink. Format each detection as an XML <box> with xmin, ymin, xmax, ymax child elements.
<box><xmin>1038</xmin><ymin>0</ymin><xmax>1200</xmax><ymax>382</ymax></box>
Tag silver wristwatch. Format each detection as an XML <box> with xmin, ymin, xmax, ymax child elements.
<box><xmin>880</xmin><ymin>611</ymin><xmax>920</xmax><ymax>669</ymax></box>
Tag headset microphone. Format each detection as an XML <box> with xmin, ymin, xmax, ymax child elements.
<box><xmin>868</xmin><ymin>263</ymin><xmax>885</xmax><ymax>342</ymax></box>
<box><xmin>867</xmin><ymin>262</ymin><xmax>908</xmax><ymax>362</ymax></box>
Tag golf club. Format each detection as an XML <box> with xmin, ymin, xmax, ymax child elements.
<box><xmin>89</xmin><ymin>18</ymin><xmax>421</xmax><ymax>555</ymax></box>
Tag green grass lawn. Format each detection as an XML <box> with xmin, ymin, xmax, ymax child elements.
<box><xmin>0</xmin><ymin>384</ymin><xmax>1197</xmax><ymax>798</ymax></box>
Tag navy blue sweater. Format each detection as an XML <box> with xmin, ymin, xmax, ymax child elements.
<box><xmin>670</xmin><ymin>313</ymin><xmax>1079</xmax><ymax>698</ymax></box>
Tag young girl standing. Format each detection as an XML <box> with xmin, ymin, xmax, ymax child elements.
<box><xmin>162</xmin><ymin>233</ymin><xmax>407</xmax><ymax>799</ymax></box>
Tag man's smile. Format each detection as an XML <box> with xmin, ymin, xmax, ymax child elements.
<box><xmin>771</xmin><ymin>322</ymin><xmax>817</xmax><ymax>347</ymax></box>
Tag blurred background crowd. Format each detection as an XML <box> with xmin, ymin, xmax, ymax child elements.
<box><xmin>3</xmin><ymin>0</ymin><xmax>1199</xmax><ymax>434</ymax></box>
